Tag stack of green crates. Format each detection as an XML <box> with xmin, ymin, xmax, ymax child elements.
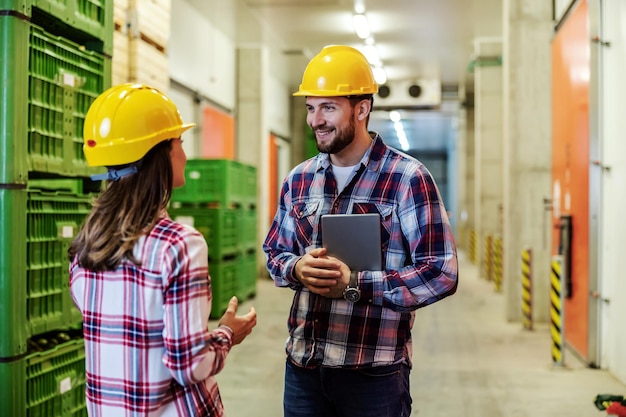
<box><xmin>170</xmin><ymin>159</ymin><xmax>259</xmax><ymax>319</ymax></box>
<box><xmin>0</xmin><ymin>0</ymin><xmax>113</xmax><ymax>415</ymax></box>
<box><xmin>0</xmin><ymin>329</ymin><xmax>87</xmax><ymax>417</ymax></box>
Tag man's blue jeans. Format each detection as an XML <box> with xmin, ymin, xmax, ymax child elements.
<box><xmin>284</xmin><ymin>360</ymin><xmax>412</xmax><ymax>417</ymax></box>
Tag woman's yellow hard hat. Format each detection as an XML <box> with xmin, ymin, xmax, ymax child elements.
<box><xmin>83</xmin><ymin>83</ymin><xmax>195</xmax><ymax>167</ymax></box>
<box><xmin>293</xmin><ymin>45</ymin><xmax>378</xmax><ymax>97</ymax></box>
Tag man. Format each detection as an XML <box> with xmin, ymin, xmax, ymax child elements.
<box><xmin>263</xmin><ymin>45</ymin><xmax>458</xmax><ymax>417</ymax></box>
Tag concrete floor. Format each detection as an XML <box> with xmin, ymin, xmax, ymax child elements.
<box><xmin>212</xmin><ymin>251</ymin><xmax>626</xmax><ymax>417</ymax></box>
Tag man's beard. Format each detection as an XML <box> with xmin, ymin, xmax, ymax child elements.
<box><xmin>316</xmin><ymin>115</ymin><xmax>356</xmax><ymax>154</ymax></box>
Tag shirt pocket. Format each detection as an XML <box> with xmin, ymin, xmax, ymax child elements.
<box><xmin>290</xmin><ymin>200</ymin><xmax>321</xmax><ymax>249</ymax></box>
<box><xmin>351</xmin><ymin>202</ymin><xmax>394</xmax><ymax>254</ymax></box>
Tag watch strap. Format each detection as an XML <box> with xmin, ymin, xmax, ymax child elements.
<box><xmin>344</xmin><ymin>271</ymin><xmax>361</xmax><ymax>302</ymax></box>
<box><xmin>349</xmin><ymin>270</ymin><xmax>358</xmax><ymax>288</ymax></box>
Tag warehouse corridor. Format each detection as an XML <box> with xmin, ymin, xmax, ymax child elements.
<box><xmin>212</xmin><ymin>251</ymin><xmax>626</xmax><ymax>417</ymax></box>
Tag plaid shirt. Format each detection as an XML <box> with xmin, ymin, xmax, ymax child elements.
<box><xmin>263</xmin><ymin>134</ymin><xmax>458</xmax><ymax>369</ymax></box>
<box><xmin>70</xmin><ymin>215</ymin><xmax>232</xmax><ymax>417</ymax></box>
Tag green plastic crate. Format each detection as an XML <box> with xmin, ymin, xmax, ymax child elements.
<box><xmin>0</xmin><ymin>16</ymin><xmax>30</xmax><ymax>184</ymax></box>
<box><xmin>170</xmin><ymin>206</ymin><xmax>240</xmax><ymax>261</ymax></box>
<box><xmin>27</xmin><ymin>178</ymin><xmax>102</xmax><ymax>196</ymax></box>
<box><xmin>26</xmin><ymin>185</ymin><xmax>92</xmax><ymax>337</ymax></box>
<box><xmin>209</xmin><ymin>259</ymin><xmax>237</xmax><ymax>319</ymax></box>
<box><xmin>237</xmin><ymin>208</ymin><xmax>257</xmax><ymax>254</ymax></box>
<box><xmin>235</xmin><ymin>252</ymin><xmax>257</xmax><ymax>301</ymax></box>
<box><xmin>0</xmin><ymin>182</ymin><xmax>93</xmax><ymax>357</ymax></box>
<box><xmin>171</xmin><ymin>159</ymin><xmax>254</xmax><ymax>207</ymax></box>
<box><xmin>0</xmin><ymin>16</ymin><xmax>109</xmax><ymax>183</ymax></box>
<box><xmin>27</xmin><ymin>179</ymin><xmax>83</xmax><ymax>196</ymax></box>
<box><xmin>240</xmin><ymin>164</ymin><xmax>258</xmax><ymax>209</ymax></box>
<box><xmin>0</xmin><ymin>187</ymin><xmax>29</xmax><ymax>358</ymax></box>
<box><xmin>0</xmin><ymin>331</ymin><xmax>87</xmax><ymax>417</ymax></box>
<box><xmin>0</xmin><ymin>0</ymin><xmax>113</xmax><ymax>55</ymax></box>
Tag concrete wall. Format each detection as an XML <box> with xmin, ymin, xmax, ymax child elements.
<box><xmin>473</xmin><ymin>39</ymin><xmax>503</xmax><ymax>280</ymax></box>
<box><xmin>502</xmin><ymin>0</ymin><xmax>553</xmax><ymax>323</ymax></box>
<box><xmin>169</xmin><ymin>1</ymin><xmax>237</xmax><ymax>112</ymax></box>
<box><xmin>599</xmin><ymin>0</ymin><xmax>626</xmax><ymax>384</ymax></box>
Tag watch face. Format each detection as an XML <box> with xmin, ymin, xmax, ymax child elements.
<box><xmin>344</xmin><ymin>288</ymin><xmax>361</xmax><ymax>302</ymax></box>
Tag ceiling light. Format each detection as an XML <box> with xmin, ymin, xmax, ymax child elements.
<box><xmin>389</xmin><ymin>110</ymin><xmax>401</xmax><ymax>122</ymax></box>
<box><xmin>361</xmin><ymin>44</ymin><xmax>380</xmax><ymax>66</ymax></box>
<box><xmin>354</xmin><ymin>0</ymin><xmax>365</xmax><ymax>14</ymax></box>
<box><xmin>372</xmin><ymin>66</ymin><xmax>387</xmax><ymax>85</ymax></box>
<box><xmin>394</xmin><ymin>122</ymin><xmax>409</xmax><ymax>151</ymax></box>
<box><xmin>398</xmin><ymin>136</ymin><xmax>409</xmax><ymax>151</ymax></box>
<box><xmin>352</xmin><ymin>14</ymin><xmax>370</xmax><ymax>40</ymax></box>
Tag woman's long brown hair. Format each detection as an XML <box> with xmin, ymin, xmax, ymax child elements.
<box><xmin>68</xmin><ymin>140</ymin><xmax>174</xmax><ymax>271</ymax></box>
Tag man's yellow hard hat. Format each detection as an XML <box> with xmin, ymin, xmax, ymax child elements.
<box><xmin>293</xmin><ymin>45</ymin><xmax>378</xmax><ymax>97</ymax></box>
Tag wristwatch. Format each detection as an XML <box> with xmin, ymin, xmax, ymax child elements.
<box><xmin>343</xmin><ymin>271</ymin><xmax>361</xmax><ymax>302</ymax></box>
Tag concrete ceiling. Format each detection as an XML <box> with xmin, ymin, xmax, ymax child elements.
<box><xmin>239</xmin><ymin>0</ymin><xmax>502</xmax><ymax>91</ymax></box>
<box><xmin>187</xmin><ymin>0</ymin><xmax>503</xmax><ymax>152</ymax></box>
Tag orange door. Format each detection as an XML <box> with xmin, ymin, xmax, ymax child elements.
<box><xmin>551</xmin><ymin>0</ymin><xmax>590</xmax><ymax>359</ymax></box>
<box><xmin>201</xmin><ymin>105</ymin><xmax>235</xmax><ymax>159</ymax></box>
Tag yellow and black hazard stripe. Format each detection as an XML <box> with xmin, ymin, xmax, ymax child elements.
<box><xmin>493</xmin><ymin>237</ymin><xmax>503</xmax><ymax>292</ymax></box>
<box><xmin>521</xmin><ymin>248</ymin><xmax>532</xmax><ymax>330</ymax></box>
<box><xmin>550</xmin><ymin>257</ymin><xmax>564</xmax><ymax>366</ymax></box>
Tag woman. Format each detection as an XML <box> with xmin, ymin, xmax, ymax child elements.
<box><xmin>69</xmin><ymin>83</ymin><xmax>257</xmax><ymax>416</ymax></box>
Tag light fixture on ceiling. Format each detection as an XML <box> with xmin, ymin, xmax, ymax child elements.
<box><xmin>352</xmin><ymin>4</ymin><xmax>387</xmax><ymax>88</ymax></box>
<box><xmin>394</xmin><ymin>121</ymin><xmax>409</xmax><ymax>151</ymax></box>
<box><xmin>359</xmin><ymin>44</ymin><xmax>386</xmax><ymax>84</ymax></box>
<box><xmin>362</xmin><ymin>44</ymin><xmax>381</xmax><ymax>66</ymax></box>
<box><xmin>352</xmin><ymin>13</ymin><xmax>370</xmax><ymax>40</ymax></box>
<box><xmin>372</xmin><ymin>66</ymin><xmax>387</xmax><ymax>85</ymax></box>
<box><xmin>354</xmin><ymin>0</ymin><xmax>365</xmax><ymax>14</ymax></box>
<box><xmin>388</xmin><ymin>112</ymin><xmax>409</xmax><ymax>151</ymax></box>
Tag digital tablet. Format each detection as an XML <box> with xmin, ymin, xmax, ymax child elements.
<box><xmin>320</xmin><ymin>213</ymin><xmax>382</xmax><ymax>271</ymax></box>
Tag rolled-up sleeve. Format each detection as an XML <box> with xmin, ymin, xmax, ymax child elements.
<box><xmin>162</xmin><ymin>230</ymin><xmax>233</xmax><ymax>386</ymax></box>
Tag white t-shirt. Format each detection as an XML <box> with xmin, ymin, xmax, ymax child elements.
<box><xmin>332</xmin><ymin>164</ymin><xmax>359</xmax><ymax>193</ymax></box>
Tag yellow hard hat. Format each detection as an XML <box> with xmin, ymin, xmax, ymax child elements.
<box><xmin>83</xmin><ymin>83</ymin><xmax>195</xmax><ymax>167</ymax></box>
<box><xmin>293</xmin><ymin>45</ymin><xmax>378</xmax><ymax>97</ymax></box>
